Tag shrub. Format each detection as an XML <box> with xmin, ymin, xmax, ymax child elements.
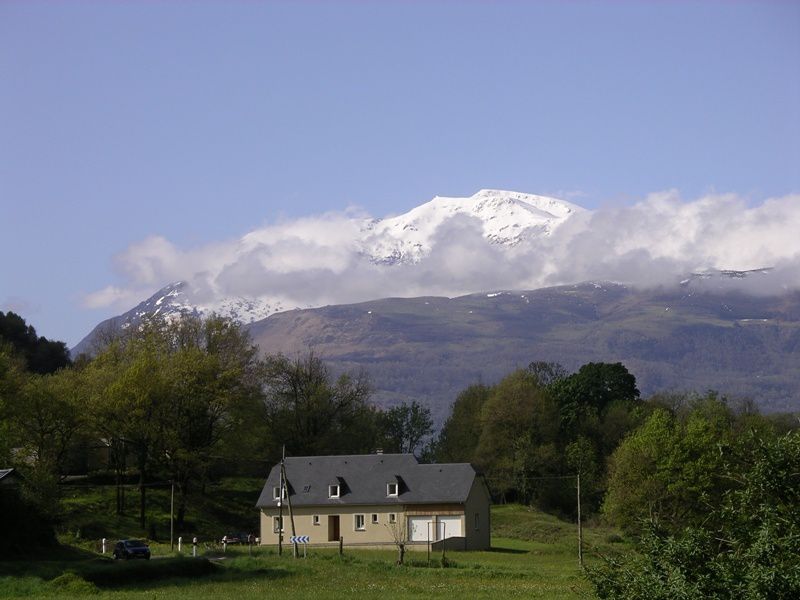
<box><xmin>49</xmin><ymin>571</ymin><xmax>98</xmax><ymax>595</ymax></box>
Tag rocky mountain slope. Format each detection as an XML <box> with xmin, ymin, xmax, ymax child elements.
<box><xmin>74</xmin><ymin>276</ymin><xmax>800</xmax><ymax>424</ymax></box>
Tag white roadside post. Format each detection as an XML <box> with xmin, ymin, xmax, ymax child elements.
<box><xmin>178</xmin><ymin>536</ymin><xmax>182</xmax><ymax>553</ymax></box>
<box><xmin>192</xmin><ymin>536</ymin><xmax>198</xmax><ymax>557</ymax></box>
<box><xmin>222</xmin><ymin>535</ymin><xmax>227</xmax><ymax>553</ymax></box>
<box><xmin>102</xmin><ymin>538</ymin><xmax>107</xmax><ymax>554</ymax></box>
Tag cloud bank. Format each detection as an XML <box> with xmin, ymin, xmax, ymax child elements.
<box><xmin>85</xmin><ymin>191</ymin><xmax>800</xmax><ymax>313</ymax></box>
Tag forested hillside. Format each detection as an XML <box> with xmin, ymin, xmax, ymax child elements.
<box><xmin>247</xmin><ymin>282</ymin><xmax>800</xmax><ymax>423</ymax></box>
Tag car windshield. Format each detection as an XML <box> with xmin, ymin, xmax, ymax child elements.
<box><xmin>124</xmin><ymin>540</ymin><xmax>147</xmax><ymax>548</ymax></box>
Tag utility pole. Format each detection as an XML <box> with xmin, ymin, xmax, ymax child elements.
<box><xmin>170</xmin><ymin>480</ymin><xmax>175</xmax><ymax>552</ymax></box>
<box><xmin>281</xmin><ymin>459</ymin><xmax>298</xmax><ymax>558</ymax></box>
<box><xmin>278</xmin><ymin>447</ymin><xmax>284</xmax><ymax>556</ymax></box>
<box><xmin>577</xmin><ymin>472</ymin><xmax>583</xmax><ymax>568</ymax></box>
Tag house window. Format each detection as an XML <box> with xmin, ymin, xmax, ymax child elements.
<box><xmin>354</xmin><ymin>514</ymin><xmax>365</xmax><ymax>531</ymax></box>
<box><xmin>474</xmin><ymin>513</ymin><xmax>480</xmax><ymax>531</ymax></box>
<box><xmin>313</xmin><ymin>515</ymin><xmax>320</xmax><ymax>526</ymax></box>
<box><xmin>387</xmin><ymin>482</ymin><xmax>398</xmax><ymax>497</ymax></box>
<box><xmin>273</xmin><ymin>516</ymin><xmax>284</xmax><ymax>533</ymax></box>
<box><xmin>371</xmin><ymin>514</ymin><xmax>379</xmax><ymax>524</ymax></box>
<box><xmin>389</xmin><ymin>513</ymin><xmax>397</xmax><ymax>524</ymax></box>
<box><xmin>328</xmin><ymin>484</ymin><xmax>340</xmax><ymax>498</ymax></box>
<box><xmin>273</xmin><ymin>486</ymin><xmax>286</xmax><ymax>500</ymax></box>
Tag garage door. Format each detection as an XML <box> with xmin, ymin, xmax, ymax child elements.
<box><xmin>437</xmin><ymin>516</ymin><xmax>462</xmax><ymax>540</ymax></box>
<box><xmin>408</xmin><ymin>516</ymin><xmax>433</xmax><ymax>542</ymax></box>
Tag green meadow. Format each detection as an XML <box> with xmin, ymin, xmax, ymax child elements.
<box><xmin>0</xmin><ymin>504</ymin><xmax>627</xmax><ymax>599</ymax></box>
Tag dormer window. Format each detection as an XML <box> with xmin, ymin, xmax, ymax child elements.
<box><xmin>328</xmin><ymin>484</ymin><xmax>340</xmax><ymax>498</ymax></box>
<box><xmin>387</xmin><ymin>482</ymin><xmax>399</xmax><ymax>497</ymax></box>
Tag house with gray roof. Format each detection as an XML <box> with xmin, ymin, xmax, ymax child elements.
<box><xmin>256</xmin><ymin>453</ymin><xmax>491</xmax><ymax>550</ymax></box>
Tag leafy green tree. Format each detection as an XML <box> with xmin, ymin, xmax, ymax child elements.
<box><xmin>0</xmin><ymin>344</ymin><xmax>27</xmax><ymax>464</ymax></box>
<box><xmin>550</xmin><ymin>362</ymin><xmax>639</xmax><ymax>430</ymax></box>
<box><xmin>262</xmin><ymin>352</ymin><xmax>380</xmax><ymax>458</ymax></box>
<box><xmin>434</xmin><ymin>361</ymin><xmax>644</xmax><ymax>513</ymax></box>
<box><xmin>604</xmin><ymin>394</ymin><xmax>744</xmax><ymax>534</ymax></box>
<box><xmin>589</xmin><ymin>431</ymin><xmax>800</xmax><ymax>599</ymax></box>
<box><xmin>158</xmin><ymin>315</ymin><xmax>264</xmax><ymax>527</ymax></box>
<box><xmin>602</xmin><ymin>408</ymin><xmax>678</xmax><ymax>532</ymax></box>
<box><xmin>84</xmin><ymin>314</ymin><xmax>264</xmax><ymax>528</ymax></box>
<box><xmin>474</xmin><ymin>370</ymin><xmax>553</xmax><ymax>500</ymax></box>
<box><xmin>4</xmin><ymin>368</ymin><xmax>85</xmax><ymax>517</ymax></box>
<box><xmin>94</xmin><ymin>329</ymin><xmax>169</xmax><ymax>529</ymax></box>
<box><xmin>527</xmin><ymin>361</ymin><xmax>568</xmax><ymax>387</ymax></box>
<box><xmin>380</xmin><ymin>401</ymin><xmax>433</xmax><ymax>455</ymax></box>
<box><xmin>434</xmin><ymin>384</ymin><xmax>490</xmax><ymax>463</ymax></box>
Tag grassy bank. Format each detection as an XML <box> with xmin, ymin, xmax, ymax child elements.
<box><xmin>0</xmin><ymin>504</ymin><xmax>628</xmax><ymax>599</ymax></box>
<box><xmin>56</xmin><ymin>476</ymin><xmax>263</xmax><ymax>548</ymax></box>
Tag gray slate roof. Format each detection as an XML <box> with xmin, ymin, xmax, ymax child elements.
<box><xmin>256</xmin><ymin>454</ymin><xmax>478</xmax><ymax>508</ymax></box>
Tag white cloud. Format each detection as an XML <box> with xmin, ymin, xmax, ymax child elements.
<box><xmin>83</xmin><ymin>285</ymin><xmax>149</xmax><ymax>310</ymax></box>
<box><xmin>83</xmin><ymin>191</ymin><xmax>800</xmax><ymax>312</ymax></box>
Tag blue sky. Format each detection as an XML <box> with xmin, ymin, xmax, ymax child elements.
<box><xmin>1</xmin><ymin>1</ymin><xmax>798</xmax><ymax>347</ymax></box>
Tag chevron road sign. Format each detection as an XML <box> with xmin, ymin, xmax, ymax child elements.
<box><xmin>290</xmin><ymin>535</ymin><xmax>310</xmax><ymax>544</ymax></box>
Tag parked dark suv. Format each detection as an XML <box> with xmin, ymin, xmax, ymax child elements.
<box><xmin>112</xmin><ymin>539</ymin><xmax>151</xmax><ymax>560</ymax></box>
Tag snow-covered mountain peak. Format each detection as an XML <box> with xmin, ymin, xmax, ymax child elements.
<box><xmin>361</xmin><ymin>189</ymin><xmax>584</xmax><ymax>264</ymax></box>
<box><xmin>74</xmin><ymin>189</ymin><xmax>587</xmax><ymax>352</ymax></box>
<box><xmin>471</xmin><ymin>189</ymin><xmax>583</xmax><ymax>218</ymax></box>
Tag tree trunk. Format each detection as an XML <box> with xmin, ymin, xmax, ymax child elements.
<box><xmin>397</xmin><ymin>543</ymin><xmax>405</xmax><ymax>565</ymax></box>
<box><xmin>116</xmin><ymin>471</ymin><xmax>122</xmax><ymax>515</ymax></box>
<box><xmin>176</xmin><ymin>480</ymin><xmax>189</xmax><ymax>530</ymax></box>
<box><xmin>138</xmin><ymin>453</ymin><xmax>147</xmax><ymax>530</ymax></box>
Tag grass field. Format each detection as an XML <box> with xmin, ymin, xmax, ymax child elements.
<box><xmin>0</xmin><ymin>505</ymin><xmax>627</xmax><ymax>599</ymax></box>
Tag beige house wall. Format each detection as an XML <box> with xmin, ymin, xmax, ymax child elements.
<box><xmin>463</xmin><ymin>477</ymin><xmax>492</xmax><ymax>550</ymax></box>
<box><xmin>259</xmin><ymin>500</ymin><xmax>489</xmax><ymax>550</ymax></box>
<box><xmin>260</xmin><ymin>504</ymin><xmax>409</xmax><ymax>547</ymax></box>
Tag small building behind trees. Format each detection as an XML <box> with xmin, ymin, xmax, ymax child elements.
<box><xmin>256</xmin><ymin>453</ymin><xmax>491</xmax><ymax>551</ymax></box>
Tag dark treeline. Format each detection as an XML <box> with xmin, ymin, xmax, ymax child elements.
<box><xmin>432</xmin><ymin>361</ymin><xmax>644</xmax><ymax>516</ymax></box>
<box><xmin>0</xmin><ymin>311</ymin><xmax>71</xmax><ymax>374</ymax></box>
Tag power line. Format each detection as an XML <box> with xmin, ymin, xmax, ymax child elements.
<box><xmin>484</xmin><ymin>474</ymin><xmax>577</xmax><ymax>482</ymax></box>
<box><xmin>58</xmin><ymin>480</ymin><xmax>173</xmax><ymax>489</ymax></box>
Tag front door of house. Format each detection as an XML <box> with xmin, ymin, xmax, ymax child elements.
<box><xmin>328</xmin><ymin>515</ymin><xmax>340</xmax><ymax>542</ymax></box>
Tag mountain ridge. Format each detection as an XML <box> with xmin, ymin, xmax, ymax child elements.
<box><xmin>74</xmin><ymin>278</ymin><xmax>800</xmax><ymax>424</ymax></box>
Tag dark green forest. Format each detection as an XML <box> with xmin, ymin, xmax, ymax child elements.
<box><xmin>0</xmin><ymin>313</ymin><xmax>432</xmax><ymax>555</ymax></box>
<box><xmin>2</xmin><ymin>311</ymin><xmax>798</xmax><ymax>597</ymax></box>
